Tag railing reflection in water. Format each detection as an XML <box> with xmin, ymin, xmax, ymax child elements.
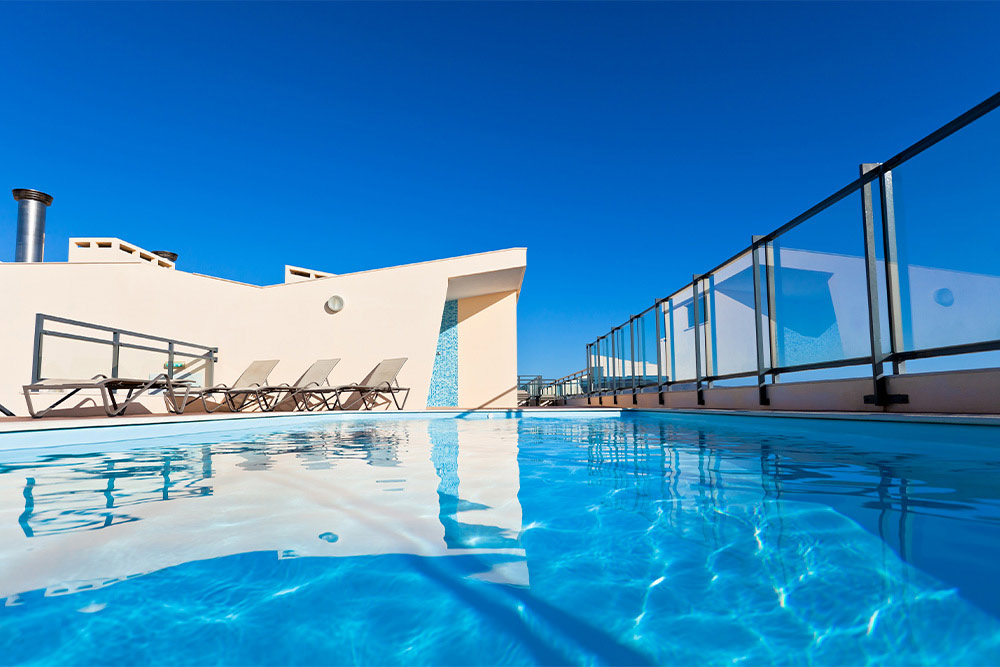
<box><xmin>513</xmin><ymin>415</ymin><xmax>1000</xmax><ymax>620</ymax></box>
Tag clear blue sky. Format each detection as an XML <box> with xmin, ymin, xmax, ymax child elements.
<box><xmin>0</xmin><ymin>2</ymin><xmax>997</xmax><ymax>377</ymax></box>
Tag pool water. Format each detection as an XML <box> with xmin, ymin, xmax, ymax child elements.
<box><xmin>1</xmin><ymin>412</ymin><xmax>999</xmax><ymax>665</ymax></box>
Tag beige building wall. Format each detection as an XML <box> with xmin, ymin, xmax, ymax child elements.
<box><xmin>457</xmin><ymin>291</ymin><xmax>518</xmax><ymax>409</ymax></box>
<box><xmin>0</xmin><ymin>244</ymin><xmax>526</xmax><ymax>416</ymax></box>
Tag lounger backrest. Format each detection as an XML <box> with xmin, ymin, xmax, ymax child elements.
<box><xmin>232</xmin><ymin>360</ymin><xmax>279</xmax><ymax>388</ymax></box>
<box><xmin>338</xmin><ymin>358</ymin><xmax>408</xmax><ymax>410</ymax></box>
<box><xmin>294</xmin><ymin>358</ymin><xmax>340</xmax><ymax>387</ymax></box>
<box><xmin>361</xmin><ymin>357</ymin><xmax>407</xmax><ymax>387</ymax></box>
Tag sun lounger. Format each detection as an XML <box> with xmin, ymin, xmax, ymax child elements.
<box><xmin>24</xmin><ymin>374</ymin><xmax>193</xmax><ymax>418</ymax></box>
<box><xmin>167</xmin><ymin>360</ymin><xmax>279</xmax><ymax>414</ymax></box>
<box><xmin>259</xmin><ymin>358</ymin><xmax>341</xmax><ymax>411</ymax></box>
<box><xmin>298</xmin><ymin>358</ymin><xmax>409</xmax><ymax>411</ymax></box>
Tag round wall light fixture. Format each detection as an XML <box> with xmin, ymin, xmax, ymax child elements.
<box><xmin>325</xmin><ymin>295</ymin><xmax>345</xmax><ymax>314</ymax></box>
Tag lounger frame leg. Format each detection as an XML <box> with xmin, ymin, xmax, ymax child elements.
<box><xmin>24</xmin><ymin>387</ymin><xmax>86</xmax><ymax>419</ymax></box>
<box><xmin>101</xmin><ymin>376</ymin><xmax>168</xmax><ymax>417</ymax></box>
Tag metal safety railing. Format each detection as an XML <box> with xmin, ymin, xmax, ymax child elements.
<box><xmin>545</xmin><ymin>369</ymin><xmax>591</xmax><ymax>401</ymax></box>
<box><xmin>579</xmin><ymin>90</ymin><xmax>1000</xmax><ymax>405</ymax></box>
<box><xmin>517</xmin><ymin>375</ymin><xmax>545</xmax><ymax>406</ymax></box>
<box><xmin>31</xmin><ymin>314</ymin><xmax>218</xmax><ymax>386</ymax></box>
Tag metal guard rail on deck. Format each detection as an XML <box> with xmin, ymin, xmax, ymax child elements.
<box><xmin>579</xmin><ymin>90</ymin><xmax>1000</xmax><ymax>406</ymax></box>
<box><xmin>31</xmin><ymin>314</ymin><xmax>218</xmax><ymax>385</ymax></box>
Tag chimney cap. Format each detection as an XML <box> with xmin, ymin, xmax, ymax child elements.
<box><xmin>152</xmin><ymin>250</ymin><xmax>178</xmax><ymax>263</ymax></box>
<box><xmin>12</xmin><ymin>189</ymin><xmax>53</xmax><ymax>206</ymax></box>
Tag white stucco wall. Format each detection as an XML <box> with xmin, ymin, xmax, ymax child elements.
<box><xmin>0</xmin><ymin>246</ymin><xmax>526</xmax><ymax>416</ymax></box>
<box><xmin>457</xmin><ymin>291</ymin><xmax>518</xmax><ymax>409</ymax></box>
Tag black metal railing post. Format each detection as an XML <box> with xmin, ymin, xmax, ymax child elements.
<box><xmin>692</xmin><ymin>276</ymin><xmax>705</xmax><ymax>406</ymax></box>
<box><xmin>704</xmin><ymin>275</ymin><xmax>714</xmax><ymax>383</ymax></box>
<box><xmin>654</xmin><ymin>299</ymin><xmax>664</xmax><ymax>405</ymax></box>
<box><xmin>206</xmin><ymin>348</ymin><xmax>217</xmax><ymax>387</ymax></box>
<box><xmin>879</xmin><ymin>168</ymin><xmax>906</xmax><ymax>375</ymax></box>
<box><xmin>860</xmin><ymin>163</ymin><xmax>887</xmax><ymax>406</ymax></box>
<box><xmin>765</xmin><ymin>240</ymin><xmax>779</xmax><ymax>384</ymax></box>
<box><xmin>111</xmin><ymin>332</ymin><xmax>121</xmax><ymax>378</ymax></box>
<box><xmin>611</xmin><ymin>329</ymin><xmax>618</xmax><ymax>405</ymax></box>
<box><xmin>586</xmin><ymin>343</ymin><xmax>592</xmax><ymax>404</ymax></box>
<box><xmin>860</xmin><ymin>164</ymin><xmax>907</xmax><ymax>407</ymax></box>
<box><xmin>31</xmin><ymin>313</ymin><xmax>44</xmax><ymax>384</ymax></box>
<box><xmin>751</xmin><ymin>236</ymin><xmax>771</xmax><ymax>405</ymax></box>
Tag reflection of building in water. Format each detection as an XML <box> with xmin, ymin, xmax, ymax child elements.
<box><xmin>430</xmin><ymin>419</ymin><xmax>522</xmax><ymax>553</ymax></box>
<box><xmin>0</xmin><ymin>419</ymin><xmax>526</xmax><ymax>603</ymax></box>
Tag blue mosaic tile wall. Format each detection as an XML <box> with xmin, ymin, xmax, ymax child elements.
<box><xmin>427</xmin><ymin>300</ymin><xmax>459</xmax><ymax>407</ymax></box>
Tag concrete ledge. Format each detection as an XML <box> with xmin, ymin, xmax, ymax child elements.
<box><xmin>566</xmin><ymin>368</ymin><xmax>1000</xmax><ymax>416</ymax></box>
<box><xmin>887</xmin><ymin>368</ymin><xmax>1000</xmax><ymax>414</ymax></box>
<box><xmin>621</xmin><ymin>406</ymin><xmax>1000</xmax><ymax>427</ymax></box>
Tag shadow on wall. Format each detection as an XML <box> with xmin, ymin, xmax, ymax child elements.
<box><xmin>457</xmin><ymin>292</ymin><xmax>509</xmax><ymax>324</ymax></box>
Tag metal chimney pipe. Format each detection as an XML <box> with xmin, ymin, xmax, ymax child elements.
<box><xmin>12</xmin><ymin>188</ymin><xmax>53</xmax><ymax>262</ymax></box>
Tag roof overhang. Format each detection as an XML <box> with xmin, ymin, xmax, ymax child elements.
<box><xmin>445</xmin><ymin>265</ymin><xmax>526</xmax><ymax>300</ymax></box>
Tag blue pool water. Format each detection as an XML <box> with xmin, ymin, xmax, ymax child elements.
<box><xmin>1</xmin><ymin>412</ymin><xmax>999</xmax><ymax>665</ymax></box>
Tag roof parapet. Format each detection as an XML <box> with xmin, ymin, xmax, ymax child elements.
<box><xmin>68</xmin><ymin>238</ymin><xmax>175</xmax><ymax>269</ymax></box>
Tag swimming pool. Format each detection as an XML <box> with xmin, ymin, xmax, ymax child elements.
<box><xmin>0</xmin><ymin>411</ymin><xmax>998</xmax><ymax>665</ymax></box>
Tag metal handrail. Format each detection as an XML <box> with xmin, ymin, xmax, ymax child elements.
<box><xmin>31</xmin><ymin>314</ymin><xmax>218</xmax><ymax>385</ymax></box>
<box><xmin>581</xmin><ymin>90</ymin><xmax>1000</xmax><ymax>404</ymax></box>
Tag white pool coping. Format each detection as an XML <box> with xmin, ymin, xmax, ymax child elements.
<box><xmin>0</xmin><ymin>408</ymin><xmax>623</xmax><ymax>453</ymax></box>
<box><xmin>1</xmin><ymin>405</ymin><xmax>996</xmax><ymax>455</ymax></box>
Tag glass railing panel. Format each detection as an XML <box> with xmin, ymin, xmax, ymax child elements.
<box><xmin>889</xmin><ymin>109</ymin><xmax>1000</xmax><ymax>366</ymax></box>
<box><xmin>118</xmin><ymin>346</ymin><xmax>171</xmax><ymax>383</ymax></box>
<box><xmin>695</xmin><ymin>278</ymin><xmax>710</xmax><ymax>379</ymax></box>
<box><xmin>597</xmin><ymin>337</ymin><xmax>608</xmax><ymax>391</ymax></box>
<box><xmin>38</xmin><ymin>335</ymin><xmax>112</xmax><ymax>381</ymax></box>
<box><xmin>658</xmin><ymin>303</ymin><xmax>671</xmax><ymax>383</ymax></box>
<box><xmin>706</xmin><ymin>251</ymin><xmax>758</xmax><ymax>377</ymax></box>
<box><xmin>771</xmin><ymin>189</ymin><xmax>873</xmax><ymax>370</ymax></box>
<box><xmin>614</xmin><ymin>326</ymin><xmax>628</xmax><ymax>390</ymax></box>
<box><xmin>665</xmin><ymin>285</ymin><xmax>697</xmax><ymax>382</ymax></box>
<box><xmin>635</xmin><ymin>309</ymin><xmax>660</xmax><ymax>388</ymax></box>
<box><xmin>754</xmin><ymin>243</ymin><xmax>774</xmax><ymax>371</ymax></box>
<box><xmin>603</xmin><ymin>334</ymin><xmax>613</xmax><ymax>391</ymax></box>
<box><xmin>605</xmin><ymin>334</ymin><xmax>614</xmax><ymax>390</ymax></box>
